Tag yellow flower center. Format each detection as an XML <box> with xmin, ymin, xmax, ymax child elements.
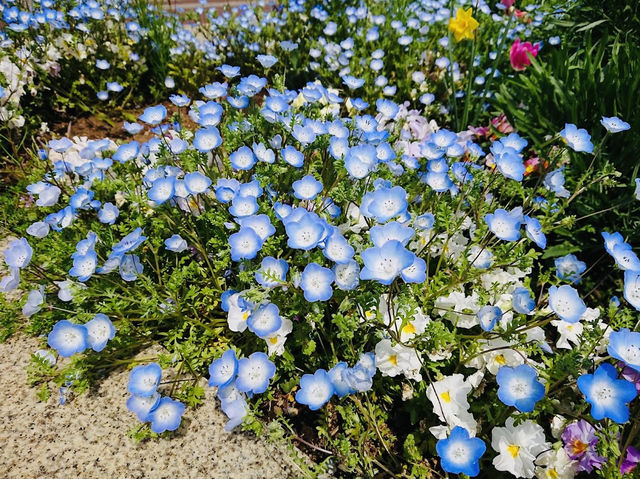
<box><xmin>388</xmin><ymin>354</ymin><xmax>398</xmax><ymax>366</ymax></box>
<box><xmin>548</xmin><ymin>469</ymin><xmax>559</xmax><ymax>479</ymax></box>
<box><xmin>440</xmin><ymin>391</ymin><xmax>451</xmax><ymax>403</ymax></box>
<box><xmin>570</xmin><ymin>440</ymin><xmax>587</xmax><ymax>455</ymax></box>
<box><xmin>402</xmin><ymin>323</ymin><xmax>416</xmax><ymax>335</ymax></box>
<box><xmin>495</xmin><ymin>354</ymin><xmax>506</xmax><ymax>365</ymax></box>
<box><xmin>269</xmin><ymin>337</ymin><xmax>279</xmax><ymax>345</ymax></box>
<box><xmin>242</xmin><ymin>311</ymin><xmax>249</xmax><ymax>321</ymax></box>
<box><xmin>507</xmin><ymin>445</ymin><xmax>520</xmax><ymax>458</ymax></box>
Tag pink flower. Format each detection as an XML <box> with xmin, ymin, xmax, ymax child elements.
<box><xmin>510</xmin><ymin>38</ymin><xmax>539</xmax><ymax>71</ymax></box>
<box><xmin>501</xmin><ymin>0</ymin><xmax>515</xmax><ymax>7</ymax></box>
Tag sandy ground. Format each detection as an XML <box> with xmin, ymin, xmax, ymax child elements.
<box><xmin>0</xmin><ymin>334</ymin><xmax>301</xmax><ymax>479</ymax></box>
<box><xmin>0</xmin><ymin>236</ymin><xmax>301</xmax><ymax>479</ymax></box>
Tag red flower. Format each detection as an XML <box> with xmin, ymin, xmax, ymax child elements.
<box><xmin>510</xmin><ymin>38</ymin><xmax>539</xmax><ymax>71</ymax></box>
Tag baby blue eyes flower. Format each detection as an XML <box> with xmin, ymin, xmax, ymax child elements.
<box><xmin>436</xmin><ymin>426</ymin><xmax>486</xmax><ymax>477</ymax></box>
<box><xmin>169</xmin><ymin>94</ymin><xmax>190</xmax><ymax>107</ymax></box>
<box><xmin>84</xmin><ymin>313</ymin><xmax>116</xmax><ymax>352</ymax></box>
<box><xmin>496</xmin><ymin>364</ymin><xmax>546</xmax><ymax>412</ymax></box>
<box><xmin>165</xmin><ymin>234</ymin><xmax>188</xmax><ymax>253</ymax></box>
<box><xmin>333</xmin><ymin>260</ymin><xmax>360</xmax><ymax>291</ymax></box>
<box><xmin>512</xmin><ymin>287</ymin><xmax>535</xmax><ymax>314</ymax></box>
<box><xmin>47</xmin><ymin>320</ymin><xmax>88</xmax><ymax>357</ymax></box>
<box><xmin>148</xmin><ymin>397</ymin><xmax>186</xmax><ymax>433</ymax></box>
<box><xmin>323</xmin><ymin>231</ymin><xmax>355</xmax><ymax>264</ymax></box>
<box><xmin>0</xmin><ymin>267</ymin><xmax>20</xmax><ymax>292</ymax></box>
<box><xmin>98</xmin><ymin>202</ymin><xmax>119</xmax><ymax>225</ymax></box>
<box><xmin>624</xmin><ymin>270</ymin><xmax>640</xmax><ymax>311</ymax></box>
<box><xmin>217</xmin><ymin>64</ymin><xmax>240</xmax><ymax>79</ymax></box>
<box><xmin>256</xmin><ymin>54</ymin><xmax>278</xmax><ymax>68</ymax></box>
<box><xmin>559</xmin><ymin>123</ymin><xmax>594</xmax><ymax>153</ymax></box>
<box><xmin>95</xmin><ymin>59</ymin><xmax>110</xmax><ymax>70</ymax></box>
<box><xmin>127</xmin><ymin>392</ymin><xmax>161</xmax><ymax>422</ymax></box>
<box><xmin>113</xmin><ymin>227</ymin><xmax>147</xmax><ymax>254</ymax></box>
<box><xmin>138</xmin><ymin>104</ymin><xmax>167</xmax><ymax>126</ymax></box>
<box><xmin>236</xmin><ymin>352</ymin><xmax>276</xmax><ymax>394</ymax></box>
<box><xmin>495</xmin><ymin>151</ymin><xmax>525</xmax><ymax>182</ymax></box>
<box><xmin>600</xmin><ymin>116</ymin><xmax>630</xmax><ymax>133</ymax></box>
<box><xmin>543</xmin><ymin>168</ymin><xmax>570</xmax><ymax>198</ymax></box>
<box><xmin>281</xmin><ymin>145</ymin><xmax>304</xmax><ymax>168</ymax></box>
<box><xmin>360</xmin><ymin>240</ymin><xmax>414</xmax><ymax>285</ymax></box>
<box><xmin>285</xmin><ymin>213</ymin><xmax>325</xmax><ymax>250</ymax></box>
<box><xmin>401</xmin><ymin>255</ymin><xmax>426</xmax><ymax>283</ymax></box>
<box><xmin>608</xmin><ymin>329</ymin><xmax>640</xmax><ymax>373</ymax></box>
<box><xmin>208</xmin><ymin>349</ymin><xmax>238</xmax><ymax>388</ymax></box>
<box><xmin>478</xmin><ymin>305</ymin><xmax>501</xmax><ymax>331</ymax></box>
<box><xmin>635</xmin><ymin>178</ymin><xmax>640</xmax><ymax>200</ymax></box>
<box><xmin>199</xmin><ymin>82</ymin><xmax>227</xmax><ymax>99</ymax></box>
<box><xmin>228</xmin><ymin>146</ymin><xmax>257</xmax><ymax>171</ymax></box>
<box><xmin>555</xmin><ymin>254</ymin><xmax>587</xmax><ymax>283</ymax></box>
<box><xmin>184</xmin><ymin>172</ymin><xmax>212</xmax><ymax>195</ymax></box>
<box><xmin>3</xmin><ymin>237</ymin><xmax>33</xmax><ymax>269</ymax></box>
<box><xmin>148</xmin><ymin>176</ymin><xmax>176</xmax><ymax>204</ymax></box>
<box><xmin>328</xmin><ymin>362</ymin><xmax>355</xmax><ymax>397</ymax></box>
<box><xmin>292</xmin><ymin>174</ymin><xmax>323</xmax><ymax>200</ymax></box>
<box><xmin>376</xmin><ymin>99</ymin><xmax>399</xmax><ymax>119</ymax></box>
<box><xmin>301</xmin><ymin>262</ymin><xmax>334</xmax><ymax>302</ymax></box>
<box><xmin>69</xmin><ymin>250</ymin><xmax>98</xmax><ymax>282</ymax></box>
<box><xmin>48</xmin><ymin>137</ymin><xmax>73</xmax><ymax>153</ymax></box>
<box><xmin>484</xmin><ymin>208</ymin><xmax>521</xmax><ymax>241</ymax></box>
<box><xmin>577</xmin><ymin>363</ymin><xmax>637</xmax><ymax>423</ymax></box>
<box><xmin>127</xmin><ymin>363</ymin><xmax>162</xmax><ymax>397</ymax></box>
<box><xmin>229</xmin><ymin>194</ymin><xmax>258</xmax><ymax>218</ymax></box>
<box><xmin>247</xmin><ymin>302</ymin><xmax>283</xmax><ymax>338</ymax></box>
<box><xmin>361</xmin><ymin>185</ymin><xmax>408</xmax><ymax>223</ymax></box>
<box><xmin>295</xmin><ymin>369</ymin><xmax>335</xmax><ymax>410</ymax></box>
<box><xmin>193</xmin><ymin>126</ymin><xmax>222</xmax><ymax>152</ymax></box>
<box><xmin>119</xmin><ymin>254</ymin><xmax>143</xmax><ymax>282</ymax></box>
<box><xmin>113</xmin><ymin>141</ymin><xmax>140</xmax><ymax>163</ymax></box>
<box><xmin>342</xmin><ymin>74</ymin><xmax>365</xmax><ymax>89</ymax></box>
<box><xmin>548</xmin><ymin>285</ymin><xmax>587</xmax><ymax>323</ymax></box>
<box><xmin>22</xmin><ymin>287</ymin><xmax>45</xmax><ymax>317</ymax></box>
<box><xmin>255</xmin><ymin>256</ymin><xmax>288</xmax><ymax>287</ymax></box>
<box><xmin>292</xmin><ymin>124</ymin><xmax>316</xmax><ymax>145</ymax></box>
<box><xmin>523</xmin><ymin>215</ymin><xmax>546</xmax><ymax>249</ymax></box>
<box><xmin>229</xmin><ymin>227</ymin><xmax>263</xmax><ymax>261</ymax></box>
<box><xmin>344</xmin><ymin>144</ymin><xmax>377</xmax><ymax>179</ymax></box>
<box><xmin>611</xmin><ymin>243</ymin><xmax>640</xmax><ymax>271</ymax></box>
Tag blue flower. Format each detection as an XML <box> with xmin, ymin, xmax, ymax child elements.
<box><xmin>126</xmin><ymin>392</ymin><xmax>160</xmax><ymax>422</ymax></box>
<box><xmin>431</xmin><ymin>129</ymin><xmax>457</xmax><ymax>149</ymax></box>
<box><xmin>47</xmin><ymin>320</ymin><xmax>88</xmax><ymax>357</ymax></box>
<box><xmin>495</xmin><ymin>151</ymin><xmax>525</xmax><ymax>181</ymax></box>
<box><xmin>376</xmin><ymin>99</ymin><xmax>399</xmax><ymax>119</ymax></box>
<box><xmin>3</xmin><ymin>237</ymin><xmax>33</xmax><ymax>269</ymax></box>
<box><xmin>208</xmin><ymin>349</ymin><xmax>238</xmax><ymax>388</ymax></box>
<box><xmin>544</xmin><ymin>168</ymin><xmax>570</xmax><ymax>198</ymax></box>
<box><xmin>601</xmin><ymin>116</ymin><xmax>630</xmax><ymax>133</ymax></box>
<box><xmin>138</xmin><ymin>105</ymin><xmax>167</xmax><ymax>126</ymax></box>
<box><xmin>333</xmin><ymin>260</ymin><xmax>360</xmax><ymax>291</ymax></box>
<box><xmin>611</xmin><ymin>243</ymin><xmax>640</xmax><ymax>271</ymax></box>
<box><xmin>148</xmin><ymin>397</ymin><xmax>185</xmax><ymax>433</ymax></box>
<box><xmin>292</xmin><ymin>174</ymin><xmax>323</xmax><ymax>200</ymax></box>
<box><xmin>285</xmin><ymin>212</ymin><xmax>325</xmax><ymax>250</ymax></box>
<box><xmin>512</xmin><ymin>287</ymin><xmax>535</xmax><ymax>314</ymax></box>
<box><xmin>229</xmin><ymin>194</ymin><xmax>258</xmax><ymax>218</ymax></box>
<box><xmin>500</xmin><ymin>133</ymin><xmax>528</xmax><ymax>152</ymax></box>
<box><xmin>401</xmin><ymin>254</ymin><xmax>427</xmax><ymax>283</ymax></box>
<box><xmin>184</xmin><ymin>172</ymin><xmax>212</xmax><ymax>195</ymax></box>
<box><xmin>323</xmin><ymin>230</ymin><xmax>354</xmax><ymax>264</ymax></box>
<box><xmin>484</xmin><ymin>208</ymin><xmax>521</xmax><ymax>241</ymax></box>
<box><xmin>496</xmin><ymin>364</ymin><xmax>545</xmax><ymax>412</ymax></box>
<box><xmin>559</xmin><ymin>123</ymin><xmax>594</xmax><ymax>153</ymax></box>
<box><xmin>193</xmin><ymin>126</ymin><xmax>222</xmax><ymax>152</ymax></box>
<box><xmin>523</xmin><ymin>215</ymin><xmax>546</xmax><ymax>249</ymax></box>
<box><xmin>256</xmin><ymin>54</ymin><xmax>278</xmax><ymax>68</ymax></box>
<box><xmin>624</xmin><ymin>270</ymin><xmax>640</xmax><ymax>311</ymax></box>
<box><xmin>436</xmin><ymin>426</ymin><xmax>486</xmax><ymax>477</ymax></box>
<box><xmin>577</xmin><ymin>363</ymin><xmax>637</xmax><ymax>423</ymax></box>
<box><xmin>247</xmin><ymin>302</ymin><xmax>283</xmax><ymax>338</ymax></box>
<box><xmin>548</xmin><ymin>285</ymin><xmax>586</xmax><ymax>323</ymax></box>
<box><xmin>608</xmin><ymin>329</ymin><xmax>640</xmax><ymax>373</ymax></box>
<box><xmin>344</xmin><ymin>144</ymin><xmax>377</xmax><ymax>179</ymax></box>
<box><xmin>255</xmin><ymin>256</ymin><xmax>288</xmax><ymax>287</ymax></box>
<box><xmin>361</xmin><ymin>240</ymin><xmax>414</xmax><ymax>285</ymax></box>
<box><xmin>127</xmin><ymin>363</ymin><xmax>162</xmax><ymax>397</ymax></box>
<box><xmin>300</xmin><ymin>263</ymin><xmax>334</xmax><ymax>302</ymax></box>
<box><xmin>84</xmin><ymin>313</ymin><xmax>115</xmax><ymax>352</ymax></box>
<box><xmin>555</xmin><ymin>254</ymin><xmax>587</xmax><ymax>282</ymax></box>
<box><xmin>236</xmin><ymin>352</ymin><xmax>276</xmax><ymax>394</ymax></box>
<box><xmin>295</xmin><ymin>369</ymin><xmax>335</xmax><ymax>410</ymax></box>
<box><xmin>165</xmin><ymin>234</ymin><xmax>188</xmax><ymax>253</ymax></box>
<box><xmin>113</xmin><ymin>227</ymin><xmax>147</xmax><ymax>254</ymax></box>
<box><xmin>478</xmin><ymin>305</ymin><xmax>501</xmax><ymax>331</ymax></box>
<box><xmin>292</xmin><ymin>124</ymin><xmax>316</xmax><ymax>145</ymax></box>
<box><xmin>119</xmin><ymin>254</ymin><xmax>143</xmax><ymax>282</ymax></box>
<box><xmin>370</xmin><ymin>222</ymin><xmax>415</xmax><ymax>247</ymax></box>
<box><xmin>361</xmin><ymin>185</ymin><xmax>408</xmax><ymax>223</ymax></box>
<box><xmin>199</xmin><ymin>82</ymin><xmax>227</xmax><ymax>99</ymax></box>
<box><xmin>342</xmin><ymin>74</ymin><xmax>365</xmax><ymax>89</ymax></box>
<box><xmin>69</xmin><ymin>251</ymin><xmax>98</xmax><ymax>282</ymax></box>
<box><xmin>281</xmin><ymin>145</ymin><xmax>304</xmax><ymax>168</ymax></box>
<box><xmin>112</xmin><ymin>141</ymin><xmax>140</xmax><ymax>163</ymax></box>
<box><xmin>328</xmin><ymin>362</ymin><xmax>355</xmax><ymax>397</ymax></box>
<box><xmin>217</xmin><ymin>64</ymin><xmax>240</xmax><ymax>78</ymax></box>
<box><xmin>229</xmin><ymin>227</ymin><xmax>263</xmax><ymax>261</ymax></box>
<box><xmin>98</xmin><ymin>202</ymin><xmax>119</xmax><ymax>224</ymax></box>
<box><xmin>148</xmin><ymin>176</ymin><xmax>176</xmax><ymax>204</ymax></box>
<box><xmin>229</xmin><ymin>146</ymin><xmax>257</xmax><ymax>171</ymax></box>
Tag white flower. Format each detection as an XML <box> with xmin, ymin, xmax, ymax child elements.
<box><xmin>426</xmin><ymin>374</ymin><xmax>471</xmax><ymax>423</ymax></box>
<box><xmin>265</xmin><ymin>318</ymin><xmax>293</xmax><ymax>356</ymax></box>
<box><xmin>492</xmin><ymin>417</ymin><xmax>551</xmax><ymax>478</ymax></box>
<box><xmin>434</xmin><ymin>290</ymin><xmax>481</xmax><ymax>329</ymax></box>
<box><xmin>535</xmin><ymin>448</ymin><xmax>577</xmax><ymax>479</ymax></box>
<box><xmin>468</xmin><ymin>338</ymin><xmax>525</xmax><ymax>374</ymax></box>
<box><xmin>375</xmin><ymin>339</ymin><xmax>422</xmax><ymax>381</ymax></box>
<box><xmin>552</xmin><ymin>320</ymin><xmax>583</xmax><ymax>349</ymax></box>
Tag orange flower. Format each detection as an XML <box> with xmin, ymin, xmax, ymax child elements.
<box><xmin>448</xmin><ymin>8</ymin><xmax>479</xmax><ymax>42</ymax></box>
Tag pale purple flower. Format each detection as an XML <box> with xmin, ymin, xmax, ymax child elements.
<box><xmin>561</xmin><ymin>420</ymin><xmax>606</xmax><ymax>473</ymax></box>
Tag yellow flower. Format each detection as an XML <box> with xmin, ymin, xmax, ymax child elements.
<box><xmin>448</xmin><ymin>8</ymin><xmax>479</xmax><ymax>42</ymax></box>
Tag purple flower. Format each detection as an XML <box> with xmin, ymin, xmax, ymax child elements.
<box><xmin>621</xmin><ymin>446</ymin><xmax>640</xmax><ymax>475</ymax></box>
<box><xmin>620</xmin><ymin>363</ymin><xmax>640</xmax><ymax>393</ymax></box>
<box><xmin>561</xmin><ymin>420</ymin><xmax>606</xmax><ymax>473</ymax></box>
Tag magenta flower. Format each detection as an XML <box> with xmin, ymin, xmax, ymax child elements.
<box><xmin>561</xmin><ymin>420</ymin><xmax>606</xmax><ymax>473</ymax></box>
<box><xmin>621</xmin><ymin>363</ymin><xmax>640</xmax><ymax>393</ymax></box>
<box><xmin>510</xmin><ymin>38</ymin><xmax>540</xmax><ymax>71</ymax></box>
<box><xmin>621</xmin><ymin>446</ymin><xmax>640</xmax><ymax>475</ymax></box>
